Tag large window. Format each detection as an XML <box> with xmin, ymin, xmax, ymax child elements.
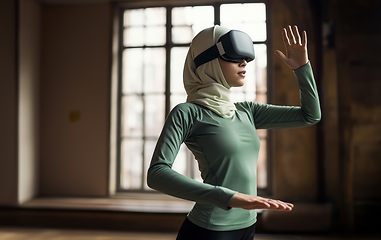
<box><xmin>116</xmin><ymin>2</ymin><xmax>269</xmax><ymax>193</ymax></box>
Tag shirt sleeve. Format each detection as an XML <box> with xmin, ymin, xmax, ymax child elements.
<box><xmin>146</xmin><ymin>104</ymin><xmax>236</xmax><ymax>210</ymax></box>
<box><xmin>250</xmin><ymin>61</ymin><xmax>321</xmax><ymax>129</ymax></box>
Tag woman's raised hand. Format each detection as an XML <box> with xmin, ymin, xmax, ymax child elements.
<box><xmin>229</xmin><ymin>192</ymin><xmax>294</xmax><ymax>211</ymax></box>
<box><xmin>275</xmin><ymin>25</ymin><xmax>308</xmax><ymax>70</ymax></box>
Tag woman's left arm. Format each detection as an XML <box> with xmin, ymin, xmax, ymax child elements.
<box><xmin>250</xmin><ymin>25</ymin><xmax>321</xmax><ymax>129</ymax></box>
<box><xmin>252</xmin><ymin>62</ymin><xmax>321</xmax><ymax>129</ymax></box>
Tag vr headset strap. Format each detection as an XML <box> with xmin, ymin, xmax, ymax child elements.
<box><xmin>194</xmin><ymin>42</ymin><xmax>225</xmax><ymax>68</ymax></box>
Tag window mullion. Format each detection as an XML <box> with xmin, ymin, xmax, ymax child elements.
<box><xmin>116</xmin><ymin>7</ymin><xmax>125</xmax><ymax>192</ymax></box>
<box><xmin>165</xmin><ymin>6</ymin><xmax>172</xmax><ymax>116</ymax></box>
<box><xmin>214</xmin><ymin>3</ymin><xmax>220</xmax><ymax>25</ymax></box>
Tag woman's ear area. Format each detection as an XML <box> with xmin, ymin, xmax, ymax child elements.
<box><xmin>217</xmin><ymin>58</ymin><xmax>232</xmax><ymax>88</ymax></box>
<box><xmin>217</xmin><ymin>58</ymin><xmax>226</xmax><ymax>76</ymax></box>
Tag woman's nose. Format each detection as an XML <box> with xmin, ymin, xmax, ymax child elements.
<box><xmin>239</xmin><ymin>59</ymin><xmax>247</xmax><ymax>66</ymax></box>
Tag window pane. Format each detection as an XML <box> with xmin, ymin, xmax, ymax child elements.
<box><xmin>220</xmin><ymin>3</ymin><xmax>266</xmax><ymax>41</ymax></box>
<box><xmin>230</xmin><ymin>91</ymin><xmax>245</xmax><ymax>103</ymax></box>
<box><xmin>124</xmin><ymin>8</ymin><xmax>166</xmax><ymax>27</ymax></box>
<box><xmin>145</xmin><ymin>94</ymin><xmax>165</xmax><ymax>137</ymax></box>
<box><xmin>172</xmin><ymin>6</ymin><xmax>214</xmax><ymax>25</ymax></box>
<box><xmin>121</xmin><ymin>139</ymin><xmax>143</xmax><ymax>189</ymax></box>
<box><xmin>123</xmin><ymin>48</ymin><xmax>165</xmax><ymax>94</ymax></box>
<box><xmin>244</xmin><ymin>61</ymin><xmax>257</xmax><ymax>101</ymax></box>
<box><xmin>124</xmin><ymin>7</ymin><xmax>166</xmax><ymax>46</ymax></box>
<box><xmin>145</xmin><ymin>26</ymin><xmax>166</xmax><ymax>46</ymax></box>
<box><xmin>124</xmin><ymin>27</ymin><xmax>144</xmax><ymax>46</ymax></box>
<box><xmin>172</xmin><ymin>6</ymin><xmax>214</xmax><ymax>44</ymax></box>
<box><xmin>224</xmin><ymin>23</ymin><xmax>266</xmax><ymax>42</ymax></box>
<box><xmin>143</xmin><ymin>48</ymin><xmax>165</xmax><ymax>93</ymax></box>
<box><xmin>170</xmin><ymin>47</ymin><xmax>188</xmax><ymax>108</ymax></box>
<box><xmin>221</xmin><ymin>3</ymin><xmax>266</xmax><ymax>22</ymax></box>
<box><xmin>191</xmin><ymin>155</ymin><xmax>203</xmax><ymax>183</ymax></box>
<box><xmin>191</xmin><ymin>6</ymin><xmax>214</xmax><ymax>24</ymax></box>
<box><xmin>257</xmin><ymin>138</ymin><xmax>267</xmax><ymax>188</ymax></box>
<box><xmin>145</xmin><ymin>7</ymin><xmax>166</xmax><ymax>26</ymax></box>
<box><xmin>256</xmin><ymin>93</ymin><xmax>267</xmax><ymax>104</ymax></box>
<box><xmin>170</xmin><ymin>94</ymin><xmax>187</xmax><ymax>109</ymax></box>
<box><xmin>170</xmin><ymin>47</ymin><xmax>188</xmax><ymax>93</ymax></box>
<box><xmin>255</xmin><ymin>44</ymin><xmax>267</xmax><ymax>95</ymax></box>
<box><xmin>121</xmin><ymin>95</ymin><xmax>143</xmax><ymax>137</ymax></box>
<box><xmin>143</xmin><ymin>139</ymin><xmax>157</xmax><ymax>190</ymax></box>
<box><xmin>124</xmin><ymin>26</ymin><xmax>166</xmax><ymax>46</ymax></box>
<box><xmin>123</xmin><ymin>48</ymin><xmax>143</xmax><ymax>94</ymax></box>
<box><xmin>172</xmin><ymin>26</ymin><xmax>193</xmax><ymax>44</ymax></box>
<box><xmin>124</xmin><ymin>9</ymin><xmax>144</xmax><ymax>26</ymax></box>
<box><xmin>173</xmin><ymin>144</ymin><xmax>188</xmax><ymax>176</ymax></box>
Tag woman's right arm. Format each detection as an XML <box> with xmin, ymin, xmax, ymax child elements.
<box><xmin>228</xmin><ymin>192</ymin><xmax>294</xmax><ymax>211</ymax></box>
<box><xmin>147</xmin><ymin>104</ymin><xmax>236</xmax><ymax>210</ymax></box>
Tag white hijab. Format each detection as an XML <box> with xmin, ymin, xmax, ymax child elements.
<box><xmin>183</xmin><ymin>26</ymin><xmax>236</xmax><ymax>118</ymax></box>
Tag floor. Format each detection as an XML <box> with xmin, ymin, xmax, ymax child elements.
<box><xmin>0</xmin><ymin>227</ymin><xmax>380</xmax><ymax>240</ymax></box>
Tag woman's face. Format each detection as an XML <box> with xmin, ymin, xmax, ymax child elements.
<box><xmin>218</xmin><ymin>58</ymin><xmax>247</xmax><ymax>87</ymax></box>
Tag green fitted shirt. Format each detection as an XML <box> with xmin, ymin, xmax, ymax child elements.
<box><xmin>147</xmin><ymin>62</ymin><xmax>321</xmax><ymax>231</ymax></box>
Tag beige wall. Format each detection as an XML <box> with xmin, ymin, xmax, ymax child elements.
<box><xmin>40</xmin><ymin>3</ymin><xmax>111</xmax><ymax>196</ymax></box>
<box><xmin>0</xmin><ymin>0</ymin><xmax>18</xmax><ymax>206</ymax></box>
<box><xmin>0</xmin><ymin>0</ymin><xmax>112</xmax><ymax>203</ymax></box>
<box><xmin>19</xmin><ymin>0</ymin><xmax>41</xmax><ymax>204</ymax></box>
<box><xmin>331</xmin><ymin>0</ymin><xmax>381</xmax><ymax>229</ymax></box>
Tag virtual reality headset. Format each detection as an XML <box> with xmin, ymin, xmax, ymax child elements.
<box><xmin>194</xmin><ymin>30</ymin><xmax>255</xmax><ymax>68</ymax></box>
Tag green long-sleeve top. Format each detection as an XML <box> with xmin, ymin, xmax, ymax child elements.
<box><xmin>147</xmin><ymin>62</ymin><xmax>321</xmax><ymax>231</ymax></box>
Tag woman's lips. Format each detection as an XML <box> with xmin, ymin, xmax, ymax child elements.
<box><xmin>238</xmin><ymin>70</ymin><xmax>246</xmax><ymax>77</ymax></box>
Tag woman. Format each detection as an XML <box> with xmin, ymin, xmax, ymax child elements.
<box><xmin>147</xmin><ymin>25</ymin><xmax>320</xmax><ymax>240</ymax></box>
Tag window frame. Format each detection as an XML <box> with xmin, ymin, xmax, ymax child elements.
<box><xmin>110</xmin><ymin>0</ymin><xmax>272</xmax><ymax>198</ymax></box>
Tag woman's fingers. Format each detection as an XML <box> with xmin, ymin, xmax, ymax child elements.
<box><xmin>285</xmin><ymin>25</ymin><xmax>302</xmax><ymax>46</ymax></box>
<box><xmin>282</xmin><ymin>27</ymin><xmax>291</xmax><ymax>46</ymax></box>
<box><xmin>293</xmin><ymin>25</ymin><xmax>302</xmax><ymax>45</ymax></box>
<box><xmin>288</xmin><ymin>25</ymin><xmax>297</xmax><ymax>44</ymax></box>
<box><xmin>265</xmin><ymin>198</ymin><xmax>293</xmax><ymax>210</ymax></box>
<box><xmin>255</xmin><ymin>197</ymin><xmax>293</xmax><ymax>210</ymax></box>
<box><xmin>273</xmin><ymin>200</ymin><xmax>293</xmax><ymax>210</ymax></box>
<box><xmin>229</xmin><ymin>193</ymin><xmax>294</xmax><ymax>211</ymax></box>
<box><xmin>302</xmin><ymin>30</ymin><xmax>307</xmax><ymax>48</ymax></box>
